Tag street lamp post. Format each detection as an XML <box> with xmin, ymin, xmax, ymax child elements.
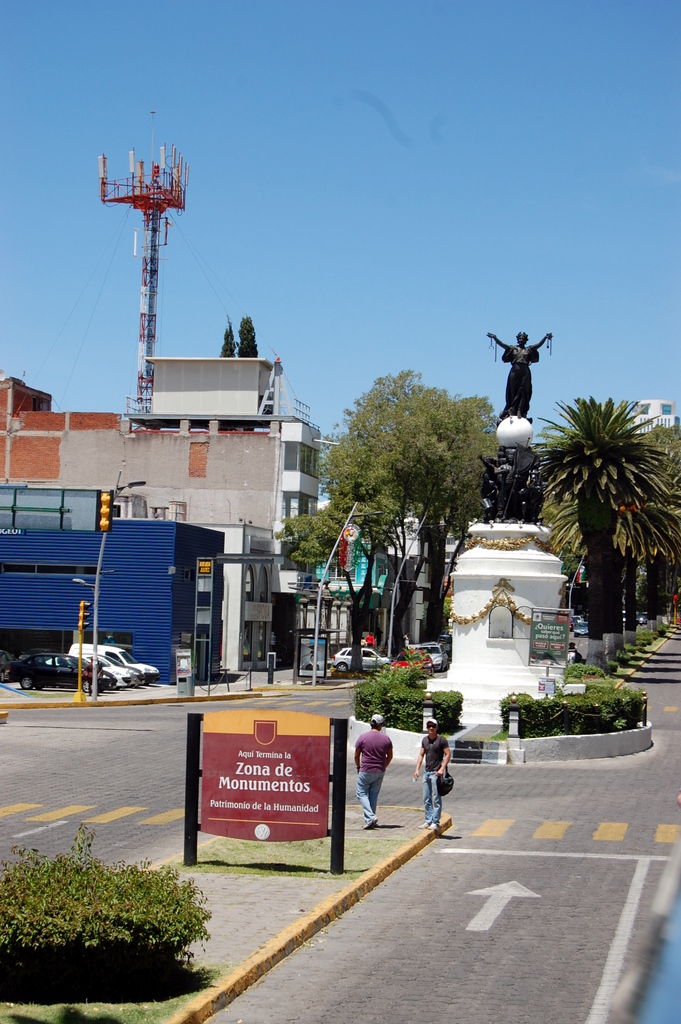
<box><xmin>387</xmin><ymin>511</ymin><xmax>429</xmax><ymax>658</ymax></box>
<box><xmin>90</xmin><ymin>475</ymin><xmax>146</xmax><ymax>701</ymax></box>
<box><xmin>311</xmin><ymin>503</ymin><xmax>358</xmax><ymax>688</ymax></box>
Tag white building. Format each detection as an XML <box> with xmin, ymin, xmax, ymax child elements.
<box><xmin>634</xmin><ymin>399</ymin><xmax>679</xmax><ymax>432</ymax></box>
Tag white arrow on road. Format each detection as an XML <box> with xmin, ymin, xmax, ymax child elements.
<box><xmin>466</xmin><ymin>880</ymin><xmax>540</xmax><ymax>932</ymax></box>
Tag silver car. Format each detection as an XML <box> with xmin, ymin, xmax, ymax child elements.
<box><xmin>413</xmin><ymin>642</ymin><xmax>449</xmax><ymax>672</ymax></box>
<box><xmin>333</xmin><ymin>648</ymin><xmax>391</xmax><ymax>672</ymax></box>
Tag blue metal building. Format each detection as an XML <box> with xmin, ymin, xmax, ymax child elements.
<box><xmin>0</xmin><ymin>520</ymin><xmax>224</xmax><ymax>684</ymax></box>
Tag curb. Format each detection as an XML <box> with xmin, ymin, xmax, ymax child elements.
<box><xmin>0</xmin><ymin>691</ymin><xmax>263</xmax><ymax>712</ymax></box>
<box><xmin>164</xmin><ymin>813</ymin><xmax>452</xmax><ymax>1024</ymax></box>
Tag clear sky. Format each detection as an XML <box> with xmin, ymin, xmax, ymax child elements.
<box><xmin>1</xmin><ymin>1</ymin><xmax>679</xmax><ymax>433</ymax></box>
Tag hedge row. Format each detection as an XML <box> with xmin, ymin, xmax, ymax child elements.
<box><xmin>499</xmin><ymin>686</ymin><xmax>644</xmax><ymax>738</ymax></box>
<box><xmin>0</xmin><ymin>827</ymin><xmax>210</xmax><ymax>1002</ymax></box>
<box><xmin>354</xmin><ymin>679</ymin><xmax>463</xmax><ymax>733</ymax></box>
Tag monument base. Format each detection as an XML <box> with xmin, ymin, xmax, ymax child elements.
<box><xmin>432</xmin><ymin>521</ymin><xmax>567</xmax><ymax>726</ymax></box>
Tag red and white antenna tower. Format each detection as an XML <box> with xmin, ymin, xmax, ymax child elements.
<box><xmin>98</xmin><ymin>142</ymin><xmax>188</xmax><ymax>413</ymax></box>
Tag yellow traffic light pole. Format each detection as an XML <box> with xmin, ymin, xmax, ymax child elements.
<box><xmin>74</xmin><ymin>600</ymin><xmax>89</xmax><ymax>704</ymax></box>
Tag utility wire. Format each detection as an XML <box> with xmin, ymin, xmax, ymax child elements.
<box><xmin>58</xmin><ymin>212</ymin><xmax>129</xmax><ymax>409</ymax></box>
<box><xmin>35</xmin><ymin>210</ymin><xmax>131</xmax><ymax>388</ymax></box>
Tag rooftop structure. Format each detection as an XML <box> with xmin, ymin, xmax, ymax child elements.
<box><xmin>634</xmin><ymin>400</ymin><xmax>679</xmax><ymax>432</ymax></box>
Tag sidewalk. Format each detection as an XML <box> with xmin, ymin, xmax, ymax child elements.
<box><xmin>165</xmin><ymin>805</ymin><xmax>451</xmax><ymax>1024</ymax></box>
<box><xmin>0</xmin><ymin>668</ymin><xmax>351</xmax><ymax>710</ymax></box>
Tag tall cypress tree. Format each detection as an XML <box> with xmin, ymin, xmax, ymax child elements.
<box><xmin>221</xmin><ymin>318</ymin><xmax>236</xmax><ymax>357</ymax></box>
<box><xmin>238</xmin><ymin>316</ymin><xmax>258</xmax><ymax>357</ymax></box>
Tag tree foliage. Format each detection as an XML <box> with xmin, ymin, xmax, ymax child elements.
<box><xmin>280</xmin><ymin>371</ymin><xmax>494</xmax><ymax>665</ymax></box>
<box><xmin>539</xmin><ymin>398</ymin><xmax>672</xmax><ymax>663</ymax></box>
<box><xmin>237</xmin><ymin>316</ymin><xmax>258</xmax><ymax>357</ymax></box>
<box><xmin>221</xmin><ymin>317</ymin><xmax>236</xmax><ymax>357</ymax></box>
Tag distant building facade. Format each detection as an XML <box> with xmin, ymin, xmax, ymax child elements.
<box><xmin>634</xmin><ymin>399</ymin><xmax>679</xmax><ymax>432</ymax></box>
<box><xmin>0</xmin><ymin>358</ymin><xmax>320</xmax><ymax>673</ymax></box>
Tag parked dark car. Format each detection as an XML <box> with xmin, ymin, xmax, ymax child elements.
<box><xmin>573</xmin><ymin>620</ymin><xmax>589</xmax><ymax>637</ymax></box>
<box><xmin>7</xmin><ymin>653</ymin><xmax>114</xmax><ymax>692</ymax></box>
<box><xmin>438</xmin><ymin>632</ymin><xmax>453</xmax><ymax>654</ymax></box>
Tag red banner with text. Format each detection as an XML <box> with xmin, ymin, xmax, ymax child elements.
<box><xmin>201</xmin><ymin>709</ymin><xmax>331</xmax><ymax>842</ymax></box>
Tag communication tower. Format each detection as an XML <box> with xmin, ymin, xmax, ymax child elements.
<box><xmin>98</xmin><ymin>144</ymin><xmax>188</xmax><ymax>413</ymax></box>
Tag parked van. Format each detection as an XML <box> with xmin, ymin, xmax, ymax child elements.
<box><xmin>69</xmin><ymin>644</ymin><xmax>160</xmax><ymax>685</ymax></box>
<box><xmin>69</xmin><ymin>645</ymin><xmax>141</xmax><ymax>688</ymax></box>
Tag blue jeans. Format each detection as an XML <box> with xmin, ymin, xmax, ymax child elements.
<box><xmin>423</xmin><ymin>771</ymin><xmax>442</xmax><ymax>826</ymax></box>
<box><xmin>356</xmin><ymin>770</ymin><xmax>385</xmax><ymax>824</ymax></box>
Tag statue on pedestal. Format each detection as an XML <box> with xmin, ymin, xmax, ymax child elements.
<box><xmin>487</xmin><ymin>331</ymin><xmax>552</xmax><ymax>421</ymax></box>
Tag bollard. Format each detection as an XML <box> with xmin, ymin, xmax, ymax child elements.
<box><xmin>641</xmin><ymin>691</ymin><xmax>648</xmax><ymax>727</ymax></box>
<box><xmin>562</xmin><ymin>701</ymin><xmax>569</xmax><ymax>736</ymax></box>
<box><xmin>594</xmin><ymin>703</ymin><xmax>601</xmax><ymax>733</ymax></box>
<box><xmin>267</xmin><ymin>651</ymin><xmax>276</xmax><ymax>685</ymax></box>
<box><xmin>422</xmin><ymin>692</ymin><xmax>434</xmax><ymax>732</ymax></box>
<box><xmin>508</xmin><ymin>694</ymin><xmax>520</xmax><ymax>739</ymax></box>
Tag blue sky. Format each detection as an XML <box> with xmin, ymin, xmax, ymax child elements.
<box><xmin>1</xmin><ymin>1</ymin><xmax>679</xmax><ymax>433</ymax></box>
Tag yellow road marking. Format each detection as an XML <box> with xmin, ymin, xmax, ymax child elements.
<box><xmin>139</xmin><ymin>809</ymin><xmax>185</xmax><ymax>825</ymax></box>
<box><xmin>655</xmin><ymin>824</ymin><xmax>681</xmax><ymax>843</ymax></box>
<box><xmin>26</xmin><ymin>805</ymin><xmax>96</xmax><ymax>821</ymax></box>
<box><xmin>593</xmin><ymin>822</ymin><xmax>628</xmax><ymax>842</ymax></box>
<box><xmin>300</xmin><ymin>701</ymin><xmax>327</xmax><ymax>707</ymax></box>
<box><xmin>328</xmin><ymin>701</ymin><xmax>347</xmax><ymax>706</ymax></box>
<box><xmin>0</xmin><ymin>803</ymin><xmax>43</xmax><ymax>818</ymax></box>
<box><xmin>471</xmin><ymin>819</ymin><xmax>515</xmax><ymax>837</ymax></box>
<box><xmin>533</xmin><ymin>821</ymin><xmax>572</xmax><ymax>840</ymax></box>
<box><xmin>663</xmin><ymin>706</ymin><xmax>678</xmax><ymax>713</ymax></box>
<box><xmin>84</xmin><ymin>806</ymin><xmax>147</xmax><ymax>824</ymax></box>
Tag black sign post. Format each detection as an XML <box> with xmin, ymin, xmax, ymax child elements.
<box><xmin>330</xmin><ymin>717</ymin><xmax>348</xmax><ymax>875</ymax></box>
<box><xmin>184</xmin><ymin>712</ymin><xmax>203</xmax><ymax>866</ymax></box>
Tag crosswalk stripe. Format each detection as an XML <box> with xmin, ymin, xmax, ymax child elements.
<box><xmin>26</xmin><ymin>805</ymin><xmax>96</xmax><ymax>821</ymax></box>
<box><xmin>300</xmin><ymin>701</ymin><xmax>327</xmax><ymax>707</ymax></box>
<box><xmin>593</xmin><ymin>822</ymin><xmax>628</xmax><ymax>842</ymax></box>
<box><xmin>328</xmin><ymin>701</ymin><xmax>347</xmax><ymax>706</ymax></box>
<box><xmin>533</xmin><ymin>821</ymin><xmax>572</xmax><ymax>840</ymax></box>
<box><xmin>139</xmin><ymin>809</ymin><xmax>185</xmax><ymax>825</ymax></box>
<box><xmin>663</xmin><ymin>706</ymin><xmax>678</xmax><ymax>713</ymax></box>
<box><xmin>655</xmin><ymin>824</ymin><xmax>680</xmax><ymax>843</ymax></box>
<box><xmin>0</xmin><ymin>803</ymin><xmax>43</xmax><ymax>818</ymax></box>
<box><xmin>471</xmin><ymin>819</ymin><xmax>515</xmax><ymax>837</ymax></box>
<box><xmin>83</xmin><ymin>806</ymin><xmax>147</xmax><ymax>824</ymax></box>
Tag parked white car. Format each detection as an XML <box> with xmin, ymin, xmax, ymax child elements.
<box><xmin>333</xmin><ymin>648</ymin><xmax>391</xmax><ymax>672</ymax></box>
<box><xmin>69</xmin><ymin>646</ymin><xmax>141</xmax><ymax>688</ymax></box>
<box><xmin>69</xmin><ymin>644</ymin><xmax>158</xmax><ymax>685</ymax></box>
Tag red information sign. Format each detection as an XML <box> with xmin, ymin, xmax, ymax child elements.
<box><xmin>201</xmin><ymin>709</ymin><xmax>331</xmax><ymax>842</ymax></box>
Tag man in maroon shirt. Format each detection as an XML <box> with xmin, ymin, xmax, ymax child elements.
<box><xmin>354</xmin><ymin>713</ymin><xmax>393</xmax><ymax>829</ymax></box>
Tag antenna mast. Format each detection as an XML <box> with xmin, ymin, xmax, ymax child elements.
<box><xmin>98</xmin><ymin>140</ymin><xmax>188</xmax><ymax>413</ymax></box>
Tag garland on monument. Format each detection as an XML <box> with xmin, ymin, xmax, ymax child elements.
<box><xmin>449</xmin><ymin>577</ymin><xmax>532</xmax><ymax>627</ymax></box>
<box><xmin>465</xmin><ymin>536</ymin><xmax>554</xmax><ymax>555</ymax></box>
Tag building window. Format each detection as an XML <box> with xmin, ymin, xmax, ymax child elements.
<box><xmin>282</xmin><ymin>493</ymin><xmax>318</xmax><ymax>518</ymax></box>
<box><xmin>662</xmin><ymin>404</ymin><xmax>672</xmax><ymax>416</ymax></box>
<box><xmin>283</xmin><ymin>442</ymin><xmax>318</xmax><ymax>477</ymax></box>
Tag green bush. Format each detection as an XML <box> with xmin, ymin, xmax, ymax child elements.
<box><xmin>564</xmin><ymin>663</ymin><xmax>608</xmax><ymax>682</ymax></box>
<box><xmin>0</xmin><ymin>827</ymin><xmax>211</xmax><ymax>1003</ymax></box>
<box><xmin>500</xmin><ymin>686</ymin><xmax>644</xmax><ymax>738</ymax></box>
<box><xmin>370</xmin><ymin>663</ymin><xmax>426</xmax><ymax>689</ymax></box>
<box><xmin>354</xmin><ymin>678</ymin><xmax>463</xmax><ymax>733</ymax></box>
<box><xmin>607</xmin><ymin>659</ymin><xmax>619</xmax><ymax>673</ymax></box>
<box><xmin>636</xmin><ymin>629</ymin><xmax>656</xmax><ymax>648</ymax></box>
<box><xmin>624</xmin><ymin>643</ymin><xmax>636</xmax><ymax>654</ymax></box>
<box><xmin>657</xmin><ymin>625</ymin><xmax>668</xmax><ymax>636</ymax></box>
<box><xmin>615</xmin><ymin>649</ymin><xmax>631</xmax><ymax>665</ymax></box>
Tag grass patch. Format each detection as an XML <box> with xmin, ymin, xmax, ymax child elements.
<box><xmin>180</xmin><ymin>836</ymin><xmax>407</xmax><ymax>879</ymax></box>
<box><xmin>0</xmin><ymin>965</ymin><xmax>226</xmax><ymax>1024</ymax></box>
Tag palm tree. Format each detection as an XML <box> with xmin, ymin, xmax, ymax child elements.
<box><xmin>540</xmin><ymin>398</ymin><xmax>670</xmax><ymax>668</ymax></box>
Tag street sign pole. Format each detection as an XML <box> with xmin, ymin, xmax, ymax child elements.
<box><xmin>330</xmin><ymin>717</ymin><xmax>348</xmax><ymax>875</ymax></box>
<box><xmin>184</xmin><ymin>712</ymin><xmax>203</xmax><ymax>866</ymax></box>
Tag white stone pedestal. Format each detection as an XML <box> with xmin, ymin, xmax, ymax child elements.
<box><xmin>430</xmin><ymin>522</ymin><xmax>567</xmax><ymax>725</ymax></box>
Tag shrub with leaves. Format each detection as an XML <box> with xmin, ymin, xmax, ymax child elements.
<box><xmin>500</xmin><ymin>686</ymin><xmax>644</xmax><ymax>738</ymax></box>
<box><xmin>0</xmin><ymin>826</ymin><xmax>211</xmax><ymax>1003</ymax></box>
<box><xmin>564</xmin><ymin>662</ymin><xmax>609</xmax><ymax>682</ymax></box>
<box><xmin>636</xmin><ymin>629</ymin><xmax>656</xmax><ymax>648</ymax></box>
<box><xmin>355</xmin><ymin>678</ymin><xmax>463</xmax><ymax>733</ymax></box>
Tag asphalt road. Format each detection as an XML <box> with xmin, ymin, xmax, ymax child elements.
<box><xmin>2</xmin><ymin>641</ymin><xmax>681</xmax><ymax>1024</ymax></box>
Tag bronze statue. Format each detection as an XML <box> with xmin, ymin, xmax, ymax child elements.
<box><xmin>487</xmin><ymin>331</ymin><xmax>552</xmax><ymax>420</ymax></box>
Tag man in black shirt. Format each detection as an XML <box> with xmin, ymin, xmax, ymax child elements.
<box><xmin>413</xmin><ymin>718</ymin><xmax>451</xmax><ymax>832</ymax></box>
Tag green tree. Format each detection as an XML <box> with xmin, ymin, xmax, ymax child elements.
<box><xmin>540</xmin><ymin>398</ymin><xmax>670</xmax><ymax>667</ymax></box>
<box><xmin>221</xmin><ymin>317</ymin><xmax>236</xmax><ymax>357</ymax></box>
<box><xmin>280</xmin><ymin>372</ymin><xmax>493</xmax><ymax>667</ymax></box>
<box><xmin>237</xmin><ymin>316</ymin><xmax>258</xmax><ymax>357</ymax></box>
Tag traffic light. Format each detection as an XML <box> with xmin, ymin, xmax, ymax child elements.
<box><xmin>78</xmin><ymin>600</ymin><xmax>92</xmax><ymax>632</ymax></box>
<box><xmin>98</xmin><ymin>490</ymin><xmax>113</xmax><ymax>531</ymax></box>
